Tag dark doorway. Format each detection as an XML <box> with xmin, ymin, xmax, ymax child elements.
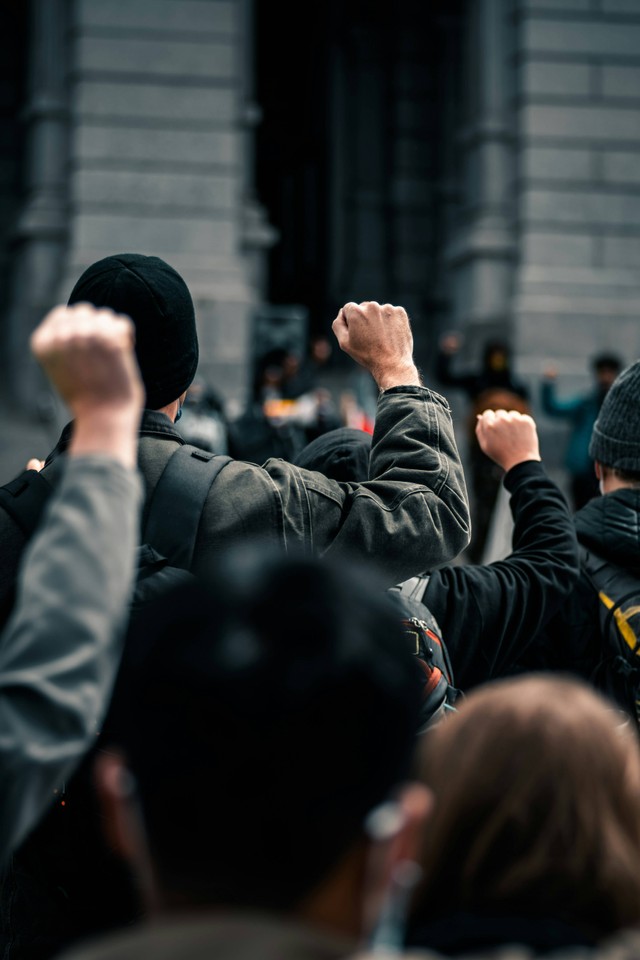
<box><xmin>254</xmin><ymin>0</ymin><xmax>466</xmax><ymax>361</ymax></box>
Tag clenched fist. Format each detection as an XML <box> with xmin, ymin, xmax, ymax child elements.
<box><xmin>476</xmin><ymin>409</ymin><xmax>541</xmax><ymax>473</ymax></box>
<box><xmin>31</xmin><ymin>303</ymin><xmax>144</xmax><ymax>467</ymax></box>
<box><xmin>31</xmin><ymin>303</ymin><xmax>143</xmax><ymax>418</ymax></box>
<box><xmin>332</xmin><ymin>301</ymin><xmax>421</xmax><ymax>390</ymax></box>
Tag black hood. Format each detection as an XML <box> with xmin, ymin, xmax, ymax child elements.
<box><xmin>575</xmin><ymin>488</ymin><xmax>640</xmax><ymax>567</ymax></box>
<box><xmin>294</xmin><ymin>428</ymin><xmax>371</xmax><ymax>483</ymax></box>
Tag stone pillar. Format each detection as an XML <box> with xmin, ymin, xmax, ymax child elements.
<box><xmin>513</xmin><ymin>0</ymin><xmax>640</xmax><ymax>407</ymax></box>
<box><xmin>445</xmin><ymin>0</ymin><xmax>516</xmax><ymax>358</ymax></box>
<box><xmin>238</xmin><ymin>0</ymin><xmax>277</xmax><ymax>299</ymax></box>
<box><xmin>62</xmin><ymin>0</ymin><xmax>272</xmax><ymax>405</ymax></box>
<box><xmin>6</xmin><ymin>0</ymin><xmax>69</xmax><ymax>409</ymax></box>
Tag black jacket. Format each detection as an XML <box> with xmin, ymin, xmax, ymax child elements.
<box><xmin>527</xmin><ymin>489</ymin><xmax>640</xmax><ymax>688</ymax></box>
<box><xmin>423</xmin><ymin>461</ymin><xmax>580</xmax><ymax>690</ymax></box>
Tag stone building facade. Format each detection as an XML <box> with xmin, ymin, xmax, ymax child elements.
<box><xmin>1</xmin><ymin>0</ymin><xmax>640</xmax><ymax>446</ymax></box>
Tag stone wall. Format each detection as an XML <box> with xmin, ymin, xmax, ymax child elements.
<box><xmin>514</xmin><ymin>0</ymin><xmax>640</xmax><ymax>419</ymax></box>
<box><xmin>62</xmin><ymin>0</ymin><xmax>267</xmax><ymax>402</ymax></box>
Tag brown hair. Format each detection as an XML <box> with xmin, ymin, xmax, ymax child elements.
<box><xmin>410</xmin><ymin>676</ymin><xmax>640</xmax><ymax>938</ymax></box>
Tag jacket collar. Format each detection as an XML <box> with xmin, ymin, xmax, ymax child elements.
<box><xmin>45</xmin><ymin>410</ymin><xmax>185</xmax><ymax>467</ymax></box>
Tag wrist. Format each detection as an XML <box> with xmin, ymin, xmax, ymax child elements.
<box><xmin>373</xmin><ymin>362</ymin><xmax>422</xmax><ymax>391</ymax></box>
<box><xmin>69</xmin><ymin>406</ymin><xmax>140</xmax><ymax>470</ymax></box>
<box><xmin>499</xmin><ymin>453</ymin><xmax>541</xmax><ymax>473</ymax></box>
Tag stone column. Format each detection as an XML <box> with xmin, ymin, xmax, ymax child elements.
<box><xmin>445</xmin><ymin>0</ymin><xmax>516</xmax><ymax>358</ymax></box>
<box><xmin>6</xmin><ymin>0</ymin><xmax>69</xmax><ymax>409</ymax></box>
<box><xmin>513</xmin><ymin>0</ymin><xmax>640</xmax><ymax>387</ymax></box>
<box><xmin>238</xmin><ymin>0</ymin><xmax>277</xmax><ymax>298</ymax></box>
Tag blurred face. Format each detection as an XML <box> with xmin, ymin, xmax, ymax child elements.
<box><xmin>283</xmin><ymin>353</ymin><xmax>301</xmax><ymax>378</ymax></box>
<box><xmin>596</xmin><ymin>366</ymin><xmax>619</xmax><ymax>392</ymax></box>
<box><xmin>312</xmin><ymin>337</ymin><xmax>332</xmax><ymax>364</ymax></box>
<box><xmin>488</xmin><ymin>350</ymin><xmax>508</xmax><ymax>372</ymax></box>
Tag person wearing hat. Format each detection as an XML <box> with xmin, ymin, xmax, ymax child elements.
<box><xmin>523</xmin><ymin>360</ymin><xmax>640</xmax><ymax>709</ymax></box>
<box><xmin>0</xmin><ymin>255</ymin><xmax>471</xmax><ymax>957</ymax></box>
<box><xmin>0</xmin><ymin>253</ymin><xmax>470</xmax><ymax>607</ymax></box>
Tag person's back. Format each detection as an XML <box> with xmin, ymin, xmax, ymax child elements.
<box><xmin>0</xmin><ymin>256</ymin><xmax>470</xmax><ymax>959</ymax></box>
<box><xmin>294</xmin><ymin>413</ymin><xmax>579</xmax><ymax>693</ymax></box>
<box><xmin>0</xmin><ymin>255</ymin><xmax>470</xmax><ymax>601</ymax></box>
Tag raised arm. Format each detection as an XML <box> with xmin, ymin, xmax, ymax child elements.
<box><xmin>281</xmin><ymin>302</ymin><xmax>471</xmax><ymax>582</ymax></box>
<box><xmin>0</xmin><ymin>303</ymin><xmax>144</xmax><ymax>861</ymax></box>
<box><xmin>541</xmin><ymin>368</ymin><xmax>584</xmax><ymax>418</ymax></box>
<box><xmin>424</xmin><ymin>410</ymin><xmax>580</xmax><ymax>688</ymax></box>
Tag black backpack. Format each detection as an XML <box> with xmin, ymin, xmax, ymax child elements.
<box><xmin>0</xmin><ymin>444</ymin><xmax>231</xmax><ymax>616</ymax></box>
<box><xmin>582</xmin><ymin>547</ymin><xmax>640</xmax><ymax>724</ymax></box>
<box><xmin>0</xmin><ymin>445</ymin><xmax>231</xmax><ymax>960</ymax></box>
<box><xmin>388</xmin><ymin>580</ymin><xmax>460</xmax><ymax>730</ymax></box>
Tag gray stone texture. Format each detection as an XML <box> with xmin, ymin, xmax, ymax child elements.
<box><xmin>62</xmin><ymin>0</ymin><xmax>262</xmax><ymax>403</ymax></box>
<box><xmin>520</xmin><ymin>60</ymin><xmax>592</xmax><ymax>98</ymax></box>
<box><xmin>74</xmin><ymin>0</ymin><xmax>237</xmax><ymax>34</ymax></box>
<box><xmin>514</xmin><ymin>0</ymin><xmax>640</xmax><ymax>458</ymax></box>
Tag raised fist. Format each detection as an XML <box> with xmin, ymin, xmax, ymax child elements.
<box><xmin>476</xmin><ymin>409</ymin><xmax>541</xmax><ymax>473</ymax></box>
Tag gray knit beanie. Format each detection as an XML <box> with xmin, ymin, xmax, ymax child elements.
<box><xmin>589</xmin><ymin>360</ymin><xmax>640</xmax><ymax>471</ymax></box>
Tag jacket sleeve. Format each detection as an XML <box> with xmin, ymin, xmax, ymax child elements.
<box><xmin>0</xmin><ymin>456</ymin><xmax>141</xmax><ymax>862</ymax></box>
<box><xmin>267</xmin><ymin>385</ymin><xmax>470</xmax><ymax>584</ymax></box>
<box><xmin>423</xmin><ymin>461</ymin><xmax>580</xmax><ymax>689</ymax></box>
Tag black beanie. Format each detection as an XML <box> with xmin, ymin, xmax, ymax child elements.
<box><xmin>68</xmin><ymin>253</ymin><xmax>199</xmax><ymax>410</ymax></box>
<box><xmin>589</xmin><ymin>360</ymin><xmax>640</xmax><ymax>471</ymax></box>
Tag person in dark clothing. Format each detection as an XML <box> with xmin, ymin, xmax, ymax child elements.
<box><xmin>541</xmin><ymin>353</ymin><xmax>622</xmax><ymax>511</ymax></box>
<box><xmin>54</xmin><ymin>551</ymin><xmax>430</xmax><ymax>960</ymax></box>
<box><xmin>437</xmin><ymin>333</ymin><xmax>530</xmax><ymax>561</ymax></box>
<box><xmin>294</xmin><ymin>411</ymin><xmax>579</xmax><ymax>691</ymax></box>
<box><xmin>437</xmin><ymin>334</ymin><xmax>529</xmax><ymax>404</ymax></box>
<box><xmin>407</xmin><ymin>675</ymin><xmax>640</xmax><ymax>957</ymax></box>
<box><xmin>0</xmin><ymin>260</ymin><xmax>470</xmax><ymax>599</ymax></box>
<box><xmin>530</xmin><ymin>360</ymin><xmax>640</xmax><ymax>712</ymax></box>
<box><xmin>0</xmin><ymin>263</ymin><xmax>470</xmax><ymax>960</ymax></box>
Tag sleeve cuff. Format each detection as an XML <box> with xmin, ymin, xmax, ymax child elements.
<box><xmin>380</xmin><ymin>384</ymin><xmax>452</xmax><ymax>410</ymax></box>
<box><xmin>503</xmin><ymin>459</ymin><xmax>546</xmax><ymax>492</ymax></box>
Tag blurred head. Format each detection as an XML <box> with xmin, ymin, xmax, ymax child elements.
<box><xmin>294</xmin><ymin>428</ymin><xmax>371</xmax><ymax>483</ymax></box>
<box><xmin>311</xmin><ymin>335</ymin><xmax>332</xmax><ymax>365</ymax></box>
<box><xmin>68</xmin><ymin>254</ymin><xmax>198</xmax><ymax>411</ymax></box>
<box><xmin>593</xmin><ymin>354</ymin><xmax>622</xmax><ymax>393</ymax></box>
<box><xmin>98</xmin><ymin>548</ymin><xmax>425</xmax><ymax>930</ymax></box>
<box><xmin>483</xmin><ymin>339</ymin><xmax>511</xmax><ymax>374</ymax></box>
<box><xmin>409</xmin><ymin>676</ymin><xmax>640</xmax><ymax>940</ymax></box>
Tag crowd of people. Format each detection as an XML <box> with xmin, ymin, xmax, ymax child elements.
<box><xmin>0</xmin><ymin>252</ymin><xmax>639</xmax><ymax>960</ymax></box>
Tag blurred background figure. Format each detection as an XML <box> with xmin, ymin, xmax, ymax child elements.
<box><xmin>229</xmin><ymin>338</ymin><xmax>343</xmax><ymax>465</ymax></box>
<box><xmin>541</xmin><ymin>353</ymin><xmax>622</xmax><ymax>511</ymax></box>
<box><xmin>437</xmin><ymin>332</ymin><xmax>530</xmax><ymax>561</ymax></box>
